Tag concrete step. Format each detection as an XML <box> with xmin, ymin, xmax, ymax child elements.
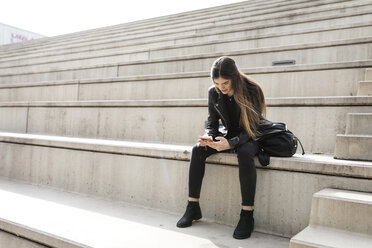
<box><xmin>2</xmin><ymin>21</ymin><xmax>371</xmax><ymax>70</ymax></box>
<box><xmin>1</xmin><ymin>96</ymin><xmax>372</xmax><ymax>154</ymax></box>
<box><xmin>0</xmin><ymin>0</ymin><xmax>284</xmax><ymax>52</ymax></box>
<box><xmin>358</xmin><ymin>80</ymin><xmax>372</xmax><ymax>95</ymax></box>
<box><xmin>290</xmin><ymin>188</ymin><xmax>372</xmax><ymax>248</ymax></box>
<box><xmin>0</xmin><ymin>179</ymin><xmax>290</xmax><ymax>248</ymax></box>
<box><xmin>0</xmin><ymin>132</ymin><xmax>371</xmax><ymax>238</ymax></box>
<box><xmin>366</xmin><ymin>68</ymin><xmax>372</xmax><ymax>80</ymax></box>
<box><xmin>310</xmin><ymin>188</ymin><xmax>372</xmax><ymax>235</ymax></box>
<box><xmin>334</xmin><ymin>134</ymin><xmax>372</xmax><ymax>161</ymax></box>
<box><xmin>345</xmin><ymin>113</ymin><xmax>372</xmax><ymax>135</ymax></box>
<box><xmin>289</xmin><ymin>225</ymin><xmax>372</xmax><ymax>248</ymax></box>
<box><xmin>1</xmin><ymin>0</ymin><xmax>367</xmax><ymax>57</ymax></box>
<box><xmin>0</xmin><ymin>62</ymin><xmax>369</xmax><ymax>100</ymax></box>
<box><xmin>3</xmin><ymin>13</ymin><xmax>370</xmax><ymax>66</ymax></box>
<box><xmin>1</xmin><ymin>37</ymin><xmax>371</xmax><ymax>84</ymax></box>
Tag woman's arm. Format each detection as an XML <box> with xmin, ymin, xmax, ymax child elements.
<box><xmin>204</xmin><ymin>86</ymin><xmax>221</xmax><ymax>138</ymax></box>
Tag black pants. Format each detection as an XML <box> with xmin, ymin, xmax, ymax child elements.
<box><xmin>188</xmin><ymin>141</ymin><xmax>258</xmax><ymax>206</ymax></box>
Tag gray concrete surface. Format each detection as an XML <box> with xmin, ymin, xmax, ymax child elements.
<box><xmin>0</xmin><ymin>62</ymin><xmax>369</xmax><ymax>100</ymax></box>
<box><xmin>289</xmin><ymin>225</ymin><xmax>372</xmax><ymax>248</ymax></box>
<box><xmin>1</xmin><ymin>37</ymin><xmax>371</xmax><ymax>82</ymax></box>
<box><xmin>289</xmin><ymin>188</ymin><xmax>372</xmax><ymax>248</ymax></box>
<box><xmin>1</xmin><ymin>0</ymin><xmax>367</xmax><ymax>59</ymax></box>
<box><xmin>0</xmin><ymin>97</ymin><xmax>371</xmax><ymax>154</ymax></box>
<box><xmin>0</xmin><ymin>230</ymin><xmax>49</xmax><ymax>248</ymax></box>
<box><xmin>1</xmin><ymin>22</ymin><xmax>371</xmax><ymax>70</ymax></box>
<box><xmin>0</xmin><ymin>179</ymin><xmax>290</xmax><ymax>248</ymax></box>
<box><xmin>334</xmin><ymin>134</ymin><xmax>372</xmax><ymax>161</ymax></box>
<box><xmin>346</xmin><ymin>113</ymin><xmax>372</xmax><ymax>134</ymax></box>
<box><xmin>310</xmin><ymin>188</ymin><xmax>372</xmax><ymax>235</ymax></box>
<box><xmin>0</xmin><ymin>133</ymin><xmax>372</xmax><ymax>237</ymax></box>
<box><xmin>366</xmin><ymin>69</ymin><xmax>372</xmax><ymax>80</ymax></box>
<box><xmin>358</xmin><ymin>81</ymin><xmax>372</xmax><ymax>95</ymax></box>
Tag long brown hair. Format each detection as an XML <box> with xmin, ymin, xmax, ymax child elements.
<box><xmin>210</xmin><ymin>56</ymin><xmax>266</xmax><ymax>139</ymax></box>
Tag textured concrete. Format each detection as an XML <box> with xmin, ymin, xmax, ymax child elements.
<box><xmin>1</xmin><ymin>37</ymin><xmax>371</xmax><ymax>83</ymax></box>
<box><xmin>1</xmin><ymin>22</ymin><xmax>371</xmax><ymax>71</ymax></box>
<box><xmin>290</xmin><ymin>188</ymin><xmax>372</xmax><ymax>248</ymax></box>
<box><xmin>358</xmin><ymin>81</ymin><xmax>372</xmax><ymax>95</ymax></box>
<box><xmin>366</xmin><ymin>69</ymin><xmax>372</xmax><ymax>80</ymax></box>
<box><xmin>345</xmin><ymin>113</ymin><xmax>372</xmax><ymax>134</ymax></box>
<box><xmin>0</xmin><ymin>65</ymin><xmax>118</xmax><ymax>84</ymax></box>
<box><xmin>0</xmin><ymin>63</ymin><xmax>368</xmax><ymax>100</ymax></box>
<box><xmin>1</xmin><ymin>0</ymin><xmax>368</xmax><ymax>59</ymax></box>
<box><xmin>0</xmin><ymin>133</ymin><xmax>372</xmax><ymax>237</ymax></box>
<box><xmin>0</xmin><ymin>107</ymin><xmax>28</xmax><ymax>133</ymax></box>
<box><xmin>1</xmin><ymin>23</ymin><xmax>371</xmax><ymax>69</ymax></box>
<box><xmin>334</xmin><ymin>134</ymin><xmax>372</xmax><ymax>161</ymax></box>
<box><xmin>310</xmin><ymin>188</ymin><xmax>372</xmax><ymax>235</ymax></box>
<box><xmin>0</xmin><ymin>230</ymin><xmax>49</xmax><ymax>248</ymax></box>
<box><xmin>0</xmin><ymin>97</ymin><xmax>370</xmax><ymax>154</ymax></box>
<box><xmin>289</xmin><ymin>226</ymin><xmax>372</xmax><ymax>248</ymax></box>
<box><xmin>0</xmin><ymin>179</ymin><xmax>290</xmax><ymax>248</ymax></box>
<box><xmin>0</xmin><ymin>132</ymin><xmax>371</xmax><ymax>179</ymax></box>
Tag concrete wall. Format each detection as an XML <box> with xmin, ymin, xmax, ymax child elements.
<box><xmin>0</xmin><ymin>141</ymin><xmax>371</xmax><ymax>238</ymax></box>
<box><xmin>0</xmin><ymin>230</ymin><xmax>49</xmax><ymax>248</ymax></box>
<box><xmin>0</xmin><ymin>98</ymin><xmax>370</xmax><ymax>154</ymax></box>
<box><xmin>0</xmin><ymin>65</ymin><xmax>366</xmax><ymax>101</ymax></box>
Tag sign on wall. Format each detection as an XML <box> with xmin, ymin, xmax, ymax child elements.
<box><xmin>0</xmin><ymin>23</ymin><xmax>44</xmax><ymax>45</ymax></box>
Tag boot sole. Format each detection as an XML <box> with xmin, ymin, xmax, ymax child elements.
<box><xmin>233</xmin><ymin>233</ymin><xmax>252</xmax><ymax>239</ymax></box>
<box><xmin>176</xmin><ymin>215</ymin><xmax>202</xmax><ymax>228</ymax></box>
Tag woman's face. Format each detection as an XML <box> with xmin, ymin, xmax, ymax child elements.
<box><xmin>213</xmin><ymin>77</ymin><xmax>233</xmax><ymax>96</ymax></box>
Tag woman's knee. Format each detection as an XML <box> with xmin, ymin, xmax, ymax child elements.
<box><xmin>236</xmin><ymin>141</ymin><xmax>257</xmax><ymax>159</ymax></box>
<box><xmin>192</xmin><ymin>144</ymin><xmax>206</xmax><ymax>156</ymax></box>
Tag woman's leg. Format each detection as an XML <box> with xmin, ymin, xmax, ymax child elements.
<box><xmin>177</xmin><ymin>144</ymin><xmax>218</xmax><ymax>228</ymax></box>
<box><xmin>233</xmin><ymin>140</ymin><xmax>258</xmax><ymax>239</ymax></box>
<box><xmin>188</xmin><ymin>144</ymin><xmax>218</xmax><ymax>200</ymax></box>
<box><xmin>236</xmin><ymin>141</ymin><xmax>258</xmax><ymax>207</ymax></box>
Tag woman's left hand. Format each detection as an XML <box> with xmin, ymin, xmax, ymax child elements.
<box><xmin>207</xmin><ymin>136</ymin><xmax>231</xmax><ymax>151</ymax></box>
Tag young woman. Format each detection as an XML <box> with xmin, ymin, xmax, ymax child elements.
<box><xmin>176</xmin><ymin>56</ymin><xmax>267</xmax><ymax>239</ymax></box>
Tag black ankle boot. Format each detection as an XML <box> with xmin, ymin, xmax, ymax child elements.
<box><xmin>176</xmin><ymin>201</ymin><xmax>202</xmax><ymax>228</ymax></box>
<box><xmin>233</xmin><ymin>209</ymin><xmax>254</xmax><ymax>239</ymax></box>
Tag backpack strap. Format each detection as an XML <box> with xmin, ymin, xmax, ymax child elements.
<box><xmin>296</xmin><ymin>136</ymin><xmax>305</xmax><ymax>155</ymax></box>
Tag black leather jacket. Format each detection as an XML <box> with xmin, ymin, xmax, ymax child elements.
<box><xmin>204</xmin><ymin>85</ymin><xmax>265</xmax><ymax>149</ymax></box>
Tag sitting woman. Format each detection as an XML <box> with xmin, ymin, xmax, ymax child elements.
<box><xmin>176</xmin><ymin>56</ymin><xmax>267</xmax><ymax>239</ymax></box>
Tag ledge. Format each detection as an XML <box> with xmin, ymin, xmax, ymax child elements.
<box><xmin>0</xmin><ymin>36</ymin><xmax>371</xmax><ymax>76</ymax></box>
<box><xmin>0</xmin><ymin>60</ymin><xmax>371</xmax><ymax>88</ymax></box>
<box><xmin>0</xmin><ymin>132</ymin><xmax>371</xmax><ymax>179</ymax></box>
<box><xmin>0</xmin><ymin>96</ymin><xmax>371</xmax><ymax>107</ymax></box>
<box><xmin>0</xmin><ymin>0</ymin><xmax>368</xmax><ymax>61</ymax></box>
<box><xmin>1</xmin><ymin>19</ymin><xmax>370</xmax><ymax>69</ymax></box>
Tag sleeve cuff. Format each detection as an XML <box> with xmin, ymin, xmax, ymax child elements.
<box><xmin>227</xmin><ymin>136</ymin><xmax>240</xmax><ymax>149</ymax></box>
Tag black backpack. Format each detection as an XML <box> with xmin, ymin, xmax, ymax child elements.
<box><xmin>256</xmin><ymin>121</ymin><xmax>304</xmax><ymax>166</ymax></box>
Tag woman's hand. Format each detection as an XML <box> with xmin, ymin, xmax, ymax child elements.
<box><xmin>197</xmin><ymin>136</ymin><xmax>213</xmax><ymax>147</ymax></box>
<box><xmin>206</xmin><ymin>136</ymin><xmax>231</xmax><ymax>151</ymax></box>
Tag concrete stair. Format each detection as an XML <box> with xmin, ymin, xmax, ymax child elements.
<box><xmin>0</xmin><ymin>96</ymin><xmax>371</xmax><ymax>154</ymax></box>
<box><xmin>358</xmin><ymin>81</ymin><xmax>372</xmax><ymax>95</ymax></box>
<box><xmin>1</xmin><ymin>37</ymin><xmax>371</xmax><ymax>83</ymax></box>
<box><xmin>0</xmin><ymin>179</ymin><xmax>290</xmax><ymax>248</ymax></box>
<box><xmin>345</xmin><ymin>113</ymin><xmax>372</xmax><ymax>135</ymax></box>
<box><xmin>0</xmin><ymin>132</ymin><xmax>371</xmax><ymax>239</ymax></box>
<box><xmin>289</xmin><ymin>188</ymin><xmax>372</xmax><ymax>248</ymax></box>
<box><xmin>1</xmin><ymin>0</ymin><xmax>369</xmax><ymax>58</ymax></box>
<box><xmin>0</xmin><ymin>0</ymin><xmax>372</xmax><ymax>247</ymax></box>
<box><xmin>0</xmin><ymin>21</ymin><xmax>371</xmax><ymax>69</ymax></box>
<box><xmin>334</xmin><ymin>113</ymin><xmax>372</xmax><ymax>161</ymax></box>
<box><xmin>366</xmin><ymin>68</ymin><xmax>372</xmax><ymax>80</ymax></box>
<box><xmin>0</xmin><ymin>61</ymin><xmax>370</xmax><ymax>100</ymax></box>
<box><xmin>334</xmin><ymin>134</ymin><xmax>372</xmax><ymax>161</ymax></box>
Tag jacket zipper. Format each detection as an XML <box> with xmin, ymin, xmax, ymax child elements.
<box><xmin>214</xmin><ymin>103</ymin><xmax>229</xmax><ymax>131</ymax></box>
